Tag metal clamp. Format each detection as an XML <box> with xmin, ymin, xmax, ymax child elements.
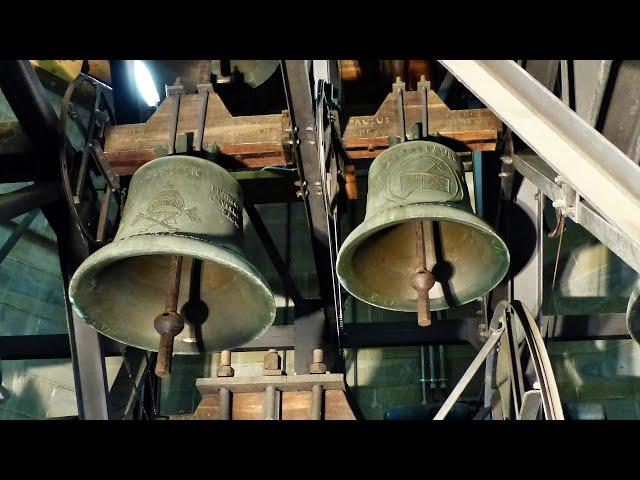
<box><xmin>194</xmin><ymin>83</ymin><xmax>213</xmax><ymax>152</ymax></box>
<box><xmin>165</xmin><ymin>84</ymin><xmax>185</xmax><ymax>155</ymax></box>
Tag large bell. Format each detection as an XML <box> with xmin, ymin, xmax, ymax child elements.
<box><xmin>627</xmin><ymin>278</ymin><xmax>640</xmax><ymax>344</ymax></box>
<box><xmin>69</xmin><ymin>155</ymin><xmax>276</xmax><ymax>354</ymax></box>
<box><xmin>336</xmin><ymin>141</ymin><xmax>510</xmax><ymax>315</ymax></box>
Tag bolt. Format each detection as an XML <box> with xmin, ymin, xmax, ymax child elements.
<box><xmin>217</xmin><ymin>350</ymin><xmax>234</xmax><ymax>377</ymax></box>
<box><xmin>263</xmin><ymin>349</ymin><xmax>283</xmax><ymax>376</ymax></box>
<box><xmin>309</xmin><ymin>348</ymin><xmax>327</xmax><ymax>374</ymax></box>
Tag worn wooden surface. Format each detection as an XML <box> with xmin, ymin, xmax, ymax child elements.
<box><xmin>342</xmin><ymin>89</ymin><xmax>500</xmax><ymax>159</ymax></box>
<box><xmin>196</xmin><ymin>373</ymin><xmax>345</xmax><ymax>394</ymax></box>
<box><xmin>102</xmin><ymin>88</ymin><xmax>499</xmax><ymax>177</ymax></box>
<box><xmin>191</xmin><ymin>389</ymin><xmax>356</xmax><ymax>420</ymax></box>
<box><xmin>103</xmin><ymin>92</ymin><xmax>291</xmax><ymax>176</ymax></box>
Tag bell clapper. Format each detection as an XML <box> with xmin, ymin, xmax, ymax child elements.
<box><xmin>411</xmin><ymin>220</ymin><xmax>436</xmax><ymax>327</ymax></box>
<box><xmin>154</xmin><ymin>255</ymin><xmax>185</xmax><ymax>377</ymax></box>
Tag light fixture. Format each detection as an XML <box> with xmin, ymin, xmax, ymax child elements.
<box><xmin>133</xmin><ymin>60</ymin><xmax>160</xmax><ymax>107</ymax></box>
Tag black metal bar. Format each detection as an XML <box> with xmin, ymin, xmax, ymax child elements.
<box><xmin>0</xmin><ymin>209</ymin><xmax>39</xmax><ymax>264</ymax></box>
<box><xmin>0</xmin><ymin>183</ymin><xmax>59</xmax><ymax>223</ymax></box>
<box><xmin>0</xmin><ymin>129</ymin><xmax>40</xmax><ymax>182</ymax></box>
<box><xmin>0</xmin><ymin>334</ymin><xmax>123</xmax><ymax>360</ymax></box>
<box><xmin>109</xmin><ymin>347</ymin><xmax>149</xmax><ymax>420</ymax></box>
<box><xmin>545</xmin><ymin>313</ymin><xmax>631</xmax><ymax>341</ymax></box>
<box><xmin>244</xmin><ymin>203</ymin><xmax>306</xmax><ymax>308</ymax></box>
<box><xmin>281</xmin><ymin>60</ymin><xmax>340</xmax><ymax>374</ymax></box>
<box><xmin>0</xmin><ymin>314</ymin><xmax>631</xmax><ymax>361</ymax></box>
<box><xmin>0</xmin><ymin>60</ymin><xmax>61</xmax><ymax>180</ymax></box>
<box><xmin>42</xmin><ymin>197</ymin><xmax>112</xmax><ymax>420</ymax></box>
<box><xmin>342</xmin><ymin>314</ymin><xmax>631</xmax><ymax>349</ymax></box>
<box><xmin>232</xmin><ymin>325</ymin><xmax>295</xmax><ymax>352</ymax></box>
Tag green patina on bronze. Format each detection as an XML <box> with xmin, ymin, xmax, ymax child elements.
<box><xmin>69</xmin><ymin>155</ymin><xmax>276</xmax><ymax>354</ymax></box>
<box><xmin>336</xmin><ymin>140</ymin><xmax>510</xmax><ymax>312</ymax></box>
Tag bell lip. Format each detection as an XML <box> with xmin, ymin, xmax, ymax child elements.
<box><xmin>68</xmin><ymin>234</ymin><xmax>277</xmax><ymax>354</ymax></box>
<box><xmin>336</xmin><ymin>203</ymin><xmax>510</xmax><ymax>312</ymax></box>
<box><xmin>626</xmin><ymin>281</ymin><xmax>640</xmax><ymax>344</ymax></box>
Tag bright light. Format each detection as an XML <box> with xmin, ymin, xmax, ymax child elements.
<box><xmin>133</xmin><ymin>60</ymin><xmax>159</xmax><ymax>107</ymax></box>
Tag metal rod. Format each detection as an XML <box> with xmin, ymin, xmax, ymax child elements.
<box><xmin>397</xmin><ymin>88</ymin><xmax>406</xmax><ymax>142</ymax></box>
<box><xmin>167</xmin><ymin>89</ymin><xmax>182</xmax><ymax>155</ymax></box>
<box><xmin>154</xmin><ymin>255</ymin><xmax>184</xmax><ymax>378</ymax></box>
<box><xmin>412</xmin><ymin>220</ymin><xmax>435</xmax><ymax>327</ymax></box>
<box><xmin>219</xmin><ymin>388</ymin><xmax>232</xmax><ymax>420</ymax></box>
<box><xmin>428</xmin><ymin>345</ymin><xmax>437</xmax><ymax>390</ymax></box>
<box><xmin>165</xmin><ymin>255</ymin><xmax>183</xmax><ymax>312</ymax></box>
<box><xmin>96</xmin><ymin>185</ymin><xmax>112</xmax><ymax>243</ymax></box>
<box><xmin>310</xmin><ymin>384</ymin><xmax>323</xmax><ymax>420</ymax></box>
<box><xmin>194</xmin><ymin>84</ymin><xmax>211</xmax><ymax>152</ymax></box>
<box><xmin>438</xmin><ymin>344</ymin><xmax>447</xmax><ymax>390</ymax></box>
<box><xmin>419</xmin><ymin>346</ymin><xmax>427</xmax><ymax>403</ymax></box>
<box><xmin>420</xmin><ymin>77</ymin><xmax>429</xmax><ymax>138</ymax></box>
<box><xmin>434</xmin><ymin>326</ymin><xmax>504</xmax><ymax>420</ymax></box>
<box><xmin>264</xmin><ymin>385</ymin><xmax>277</xmax><ymax>420</ymax></box>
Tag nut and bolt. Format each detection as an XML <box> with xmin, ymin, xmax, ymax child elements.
<box><xmin>309</xmin><ymin>348</ymin><xmax>327</xmax><ymax>374</ymax></box>
<box><xmin>263</xmin><ymin>349</ymin><xmax>283</xmax><ymax>376</ymax></box>
<box><xmin>216</xmin><ymin>350</ymin><xmax>234</xmax><ymax>377</ymax></box>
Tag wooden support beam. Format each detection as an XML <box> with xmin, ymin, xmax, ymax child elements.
<box><xmin>102</xmin><ymin>88</ymin><xmax>500</xmax><ymax>178</ymax></box>
<box><xmin>191</xmin><ymin>390</ymin><xmax>356</xmax><ymax>420</ymax></box>
<box><xmin>342</xmin><ymin>89</ymin><xmax>501</xmax><ymax>159</ymax></box>
<box><xmin>103</xmin><ymin>92</ymin><xmax>292</xmax><ymax>175</ymax></box>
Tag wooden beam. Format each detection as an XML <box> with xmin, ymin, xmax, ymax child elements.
<box><xmin>103</xmin><ymin>92</ymin><xmax>291</xmax><ymax>176</ymax></box>
<box><xmin>342</xmin><ymin>89</ymin><xmax>501</xmax><ymax>159</ymax></box>
<box><xmin>192</xmin><ymin>390</ymin><xmax>356</xmax><ymax>420</ymax></box>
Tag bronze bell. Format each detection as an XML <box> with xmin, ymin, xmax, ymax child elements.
<box><xmin>69</xmin><ymin>155</ymin><xmax>276</xmax><ymax>363</ymax></box>
<box><xmin>336</xmin><ymin>141</ymin><xmax>510</xmax><ymax>324</ymax></box>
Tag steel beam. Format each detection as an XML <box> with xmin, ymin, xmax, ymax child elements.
<box><xmin>109</xmin><ymin>347</ymin><xmax>149</xmax><ymax>420</ymax></box>
<box><xmin>342</xmin><ymin>314</ymin><xmax>630</xmax><ymax>348</ymax></box>
<box><xmin>512</xmin><ymin>151</ymin><xmax>640</xmax><ymax>273</ymax></box>
<box><xmin>0</xmin><ymin>60</ymin><xmax>62</xmax><ymax>180</ymax></box>
<box><xmin>0</xmin><ymin>334</ymin><xmax>122</xmax><ymax>360</ymax></box>
<box><xmin>439</xmin><ymin>60</ymin><xmax>640</xmax><ymax>249</ymax></box>
<box><xmin>281</xmin><ymin>60</ymin><xmax>341</xmax><ymax>374</ymax></box>
<box><xmin>0</xmin><ymin>183</ymin><xmax>58</xmax><ymax>223</ymax></box>
<box><xmin>573</xmin><ymin>60</ymin><xmax>612</xmax><ymax>127</ymax></box>
<box><xmin>0</xmin><ymin>313</ymin><xmax>630</xmax><ymax>363</ymax></box>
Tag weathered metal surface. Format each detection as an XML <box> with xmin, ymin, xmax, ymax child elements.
<box><xmin>103</xmin><ymin>92</ymin><xmax>291</xmax><ymax>175</ymax></box>
<box><xmin>336</xmin><ymin>140</ymin><xmax>509</xmax><ymax>312</ymax></box>
<box><xmin>342</xmin><ymin>89</ymin><xmax>501</xmax><ymax>159</ymax></box>
<box><xmin>69</xmin><ymin>155</ymin><xmax>276</xmax><ymax>354</ymax></box>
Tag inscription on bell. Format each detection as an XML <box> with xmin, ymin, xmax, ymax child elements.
<box><xmin>401</xmin><ymin>172</ymin><xmax>450</xmax><ymax>194</ymax></box>
<box><xmin>210</xmin><ymin>185</ymin><xmax>242</xmax><ymax>229</ymax></box>
<box><xmin>142</xmin><ymin>165</ymin><xmax>202</xmax><ymax>182</ymax></box>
